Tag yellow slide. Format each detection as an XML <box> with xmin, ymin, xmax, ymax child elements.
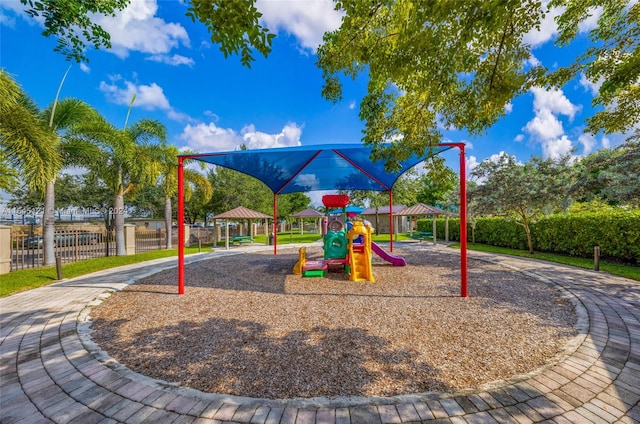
<box><xmin>347</xmin><ymin>222</ymin><xmax>375</xmax><ymax>282</ymax></box>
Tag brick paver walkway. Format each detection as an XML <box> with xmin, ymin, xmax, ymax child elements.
<box><xmin>1</xmin><ymin>243</ymin><xmax>639</xmax><ymax>423</ymax></box>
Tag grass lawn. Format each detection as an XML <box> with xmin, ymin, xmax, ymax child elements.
<box><xmin>1</xmin><ymin>247</ymin><xmax>203</xmax><ymax>298</ymax></box>
<box><xmin>216</xmin><ymin>232</ymin><xmax>414</xmax><ymax>246</ymax></box>
<box><xmin>3</xmin><ymin>234</ymin><xmax>637</xmax><ymax>298</ymax></box>
<box><xmin>456</xmin><ymin>242</ymin><xmax>640</xmax><ymax>282</ymax></box>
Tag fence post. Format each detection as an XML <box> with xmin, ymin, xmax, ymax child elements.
<box><xmin>124</xmin><ymin>224</ymin><xmax>136</xmax><ymax>255</ymax></box>
<box><xmin>0</xmin><ymin>225</ymin><xmax>10</xmax><ymax>274</ymax></box>
<box><xmin>594</xmin><ymin>245</ymin><xmax>600</xmax><ymax>271</ymax></box>
<box><xmin>184</xmin><ymin>224</ymin><xmax>191</xmax><ymax>247</ymax></box>
<box><xmin>55</xmin><ymin>257</ymin><xmax>63</xmax><ymax>280</ymax></box>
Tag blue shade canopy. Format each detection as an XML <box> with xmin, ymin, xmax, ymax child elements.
<box><xmin>328</xmin><ymin>206</ymin><xmax>366</xmax><ymax>215</ymax></box>
<box><xmin>181</xmin><ymin>143</ymin><xmax>454</xmax><ymax>194</ymax></box>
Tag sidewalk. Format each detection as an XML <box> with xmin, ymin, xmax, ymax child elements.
<box><xmin>1</xmin><ymin>245</ymin><xmax>639</xmax><ymax>423</ymax></box>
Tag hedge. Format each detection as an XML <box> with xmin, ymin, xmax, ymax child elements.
<box><xmin>417</xmin><ymin>210</ymin><xmax>640</xmax><ymax>264</ymax></box>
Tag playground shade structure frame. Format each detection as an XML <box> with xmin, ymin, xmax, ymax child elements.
<box><xmin>177</xmin><ymin>143</ymin><xmax>468</xmax><ymax>296</ymax></box>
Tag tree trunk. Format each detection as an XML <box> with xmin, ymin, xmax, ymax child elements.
<box><xmin>374</xmin><ymin>210</ymin><xmax>380</xmax><ymax>235</ymax></box>
<box><xmin>114</xmin><ymin>193</ymin><xmax>126</xmax><ymax>256</ymax></box>
<box><xmin>524</xmin><ymin>223</ymin><xmax>534</xmax><ymax>254</ymax></box>
<box><xmin>42</xmin><ymin>179</ymin><xmax>56</xmax><ymax>266</ymax></box>
<box><xmin>164</xmin><ymin>196</ymin><xmax>172</xmax><ymax>249</ymax></box>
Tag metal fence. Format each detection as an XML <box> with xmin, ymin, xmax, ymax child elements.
<box><xmin>10</xmin><ymin>229</ymin><xmax>113</xmax><ymax>271</ymax></box>
<box><xmin>9</xmin><ymin>227</ymin><xmax>178</xmax><ymax>271</ymax></box>
<box><xmin>135</xmin><ymin>229</ymin><xmax>167</xmax><ymax>254</ymax></box>
<box><xmin>188</xmin><ymin>227</ymin><xmax>216</xmax><ymax>246</ymax></box>
<box><xmin>9</xmin><ymin>226</ymin><xmax>249</xmax><ymax>272</ymax></box>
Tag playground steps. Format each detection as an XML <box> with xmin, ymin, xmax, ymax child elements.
<box><xmin>302</xmin><ymin>260</ymin><xmax>328</xmax><ymax>278</ymax></box>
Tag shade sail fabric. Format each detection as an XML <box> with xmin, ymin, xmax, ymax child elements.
<box><xmin>181</xmin><ymin>143</ymin><xmax>453</xmax><ymax>194</ymax></box>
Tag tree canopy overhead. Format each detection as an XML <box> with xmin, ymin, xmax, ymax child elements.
<box><xmin>20</xmin><ymin>0</ymin><xmax>275</xmax><ymax>66</ymax></box>
<box><xmin>317</xmin><ymin>0</ymin><xmax>639</xmax><ymax>165</ymax></box>
<box><xmin>17</xmin><ymin>0</ymin><xmax>638</xmax><ymax>168</ymax></box>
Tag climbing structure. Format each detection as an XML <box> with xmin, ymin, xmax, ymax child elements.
<box><xmin>346</xmin><ymin>221</ymin><xmax>374</xmax><ymax>282</ymax></box>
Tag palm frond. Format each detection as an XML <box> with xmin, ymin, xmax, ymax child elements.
<box><xmin>0</xmin><ymin>71</ymin><xmax>60</xmax><ymax>190</ymax></box>
<box><xmin>42</xmin><ymin>98</ymin><xmax>96</xmax><ymax>131</ymax></box>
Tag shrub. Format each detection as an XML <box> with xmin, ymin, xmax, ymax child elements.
<box><xmin>418</xmin><ymin>209</ymin><xmax>639</xmax><ymax>264</ymax></box>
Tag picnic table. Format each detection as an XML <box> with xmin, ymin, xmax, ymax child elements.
<box><xmin>230</xmin><ymin>235</ymin><xmax>254</xmax><ymax>245</ymax></box>
<box><xmin>409</xmin><ymin>231</ymin><xmax>432</xmax><ymax>241</ymax></box>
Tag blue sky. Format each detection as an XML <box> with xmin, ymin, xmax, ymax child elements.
<box><xmin>0</xmin><ymin>0</ymin><xmax>629</xmax><ymax>206</ymax></box>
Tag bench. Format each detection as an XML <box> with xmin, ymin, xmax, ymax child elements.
<box><xmin>230</xmin><ymin>235</ymin><xmax>254</xmax><ymax>245</ymax></box>
<box><xmin>409</xmin><ymin>231</ymin><xmax>432</xmax><ymax>241</ymax></box>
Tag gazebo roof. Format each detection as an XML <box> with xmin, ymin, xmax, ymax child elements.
<box><xmin>291</xmin><ymin>208</ymin><xmax>324</xmax><ymax>218</ymax></box>
<box><xmin>396</xmin><ymin>203</ymin><xmax>445</xmax><ymax>216</ymax></box>
<box><xmin>212</xmin><ymin>206</ymin><xmax>271</xmax><ymax>220</ymax></box>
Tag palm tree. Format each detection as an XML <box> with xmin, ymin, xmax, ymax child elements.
<box><xmin>1</xmin><ymin>70</ymin><xmax>95</xmax><ymax>265</ymax></box>
<box><xmin>158</xmin><ymin>145</ymin><xmax>212</xmax><ymax>248</ymax></box>
<box><xmin>39</xmin><ymin>98</ymin><xmax>98</xmax><ymax>265</ymax></box>
<box><xmin>71</xmin><ymin>99</ymin><xmax>167</xmax><ymax>255</ymax></box>
<box><xmin>0</xmin><ymin>70</ymin><xmax>58</xmax><ymax>194</ymax></box>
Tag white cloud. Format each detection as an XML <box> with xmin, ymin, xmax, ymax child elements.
<box><xmin>578</xmin><ymin>72</ymin><xmax>602</xmax><ymax>96</ymax></box>
<box><xmin>488</xmin><ymin>151</ymin><xmax>517</xmax><ymax>164</ymax></box>
<box><xmin>577</xmin><ymin>6</ymin><xmax>603</xmax><ymax>33</ymax></box>
<box><xmin>147</xmin><ymin>54</ymin><xmax>195</xmax><ymax>67</ymax></box>
<box><xmin>94</xmin><ymin>0</ymin><xmax>190</xmax><ymax>58</ymax></box>
<box><xmin>524</xmin><ymin>108</ymin><xmax>565</xmax><ymax>141</ymax></box>
<box><xmin>525</xmin><ymin>53</ymin><xmax>541</xmax><ymax>67</ymax></box>
<box><xmin>467</xmin><ymin>155</ymin><xmax>480</xmax><ymax>177</ymax></box>
<box><xmin>241</xmin><ymin>122</ymin><xmax>303</xmax><ymax>149</ymax></box>
<box><xmin>577</xmin><ymin>133</ymin><xmax>614</xmax><ymax>156</ymax></box>
<box><xmin>256</xmin><ymin>0</ymin><xmax>343</xmax><ymax>51</ymax></box>
<box><xmin>504</xmin><ymin>102</ymin><xmax>513</xmax><ymax>114</ymax></box>
<box><xmin>308</xmin><ymin>190</ymin><xmax>333</xmax><ymax>207</ymax></box>
<box><xmin>514</xmin><ymin>134</ymin><xmax>525</xmax><ymax>142</ymax></box>
<box><xmin>179</xmin><ymin>122</ymin><xmax>242</xmax><ymax>152</ymax></box>
<box><xmin>468</xmin><ymin>151</ymin><xmax>520</xmax><ymax>183</ymax></box>
<box><xmin>522</xmin><ymin>87</ymin><xmax>583</xmax><ymax>159</ymax></box>
<box><xmin>203</xmin><ymin>111</ymin><xmax>220</xmax><ymax>121</ymax></box>
<box><xmin>0</xmin><ymin>1</ymin><xmax>26</xmax><ymax>27</ymax></box>
<box><xmin>578</xmin><ymin>133</ymin><xmax>597</xmax><ymax>155</ymax></box>
<box><xmin>542</xmin><ymin>135</ymin><xmax>573</xmax><ymax>158</ymax></box>
<box><xmin>349</xmin><ymin>101</ymin><xmax>356</xmax><ymax>110</ymax></box>
<box><xmin>530</xmin><ymin>87</ymin><xmax>580</xmax><ymax>120</ymax></box>
<box><xmin>79</xmin><ymin>63</ymin><xmax>90</xmax><ymax>73</ymax></box>
<box><xmin>100</xmin><ymin>78</ymin><xmax>171</xmax><ymax>110</ymax></box>
<box><xmin>522</xmin><ymin>4</ymin><xmax>564</xmax><ymax>48</ymax></box>
<box><xmin>522</xmin><ymin>3</ymin><xmax>601</xmax><ymax>48</ymax></box>
<box><xmin>179</xmin><ymin>121</ymin><xmax>304</xmax><ymax>153</ymax></box>
<box><xmin>99</xmin><ymin>76</ymin><xmax>197</xmax><ymax>123</ymax></box>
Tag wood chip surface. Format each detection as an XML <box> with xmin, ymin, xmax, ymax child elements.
<box><xmin>88</xmin><ymin>245</ymin><xmax>577</xmax><ymax>399</ymax></box>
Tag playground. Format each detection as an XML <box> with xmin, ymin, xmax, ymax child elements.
<box><xmin>88</xmin><ymin>243</ymin><xmax>578</xmax><ymax>400</ymax></box>
<box><xmin>293</xmin><ymin>194</ymin><xmax>407</xmax><ymax>282</ymax></box>
<box><xmin>87</xmin><ymin>146</ymin><xmax>574</xmax><ymax>400</ymax></box>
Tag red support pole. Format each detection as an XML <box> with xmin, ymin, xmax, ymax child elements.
<box><xmin>273</xmin><ymin>194</ymin><xmax>277</xmax><ymax>255</ymax></box>
<box><xmin>458</xmin><ymin>145</ymin><xmax>468</xmax><ymax>297</ymax></box>
<box><xmin>177</xmin><ymin>157</ymin><xmax>185</xmax><ymax>295</ymax></box>
<box><xmin>388</xmin><ymin>190</ymin><xmax>393</xmax><ymax>252</ymax></box>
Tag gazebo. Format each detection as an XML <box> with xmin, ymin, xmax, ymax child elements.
<box><xmin>212</xmin><ymin>206</ymin><xmax>272</xmax><ymax>250</ymax></box>
<box><xmin>396</xmin><ymin>203</ymin><xmax>446</xmax><ymax>244</ymax></box>
<box><xmin>290</xmin><ymin>208</ymin><xmax>323</xmax><ymax>234</ymax></box>
<box><xmin>177</xmin><ymin>143</ymin><xmax>468</xmax><ymax>296</ymax></box>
